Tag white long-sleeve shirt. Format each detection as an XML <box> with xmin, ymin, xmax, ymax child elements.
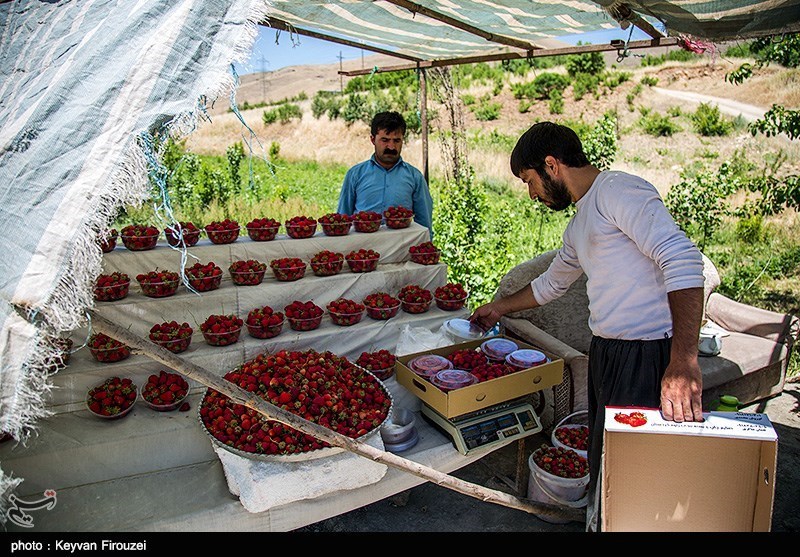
<box><xmin>531</xmin><ymin>171</ymin><xmax>705</xmax><ymax>341</ymax></box>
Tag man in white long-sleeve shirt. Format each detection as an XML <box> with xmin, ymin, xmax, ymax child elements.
<box><xmin>470</xmin><ymin>122</ymin><xmax>706</xmax><ymax>532</ymax></box>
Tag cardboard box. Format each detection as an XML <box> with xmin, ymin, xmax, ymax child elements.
<box><xmin>395</xmin><ymin>335</ymin><xmax>564</xmax><ymax>419</ymax></box>
<box><xmin>602</xmin><ymin>408</ymin><xmax>778</xmax><ymax>532</ymax></box>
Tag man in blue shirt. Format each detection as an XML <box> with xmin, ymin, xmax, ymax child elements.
<box><xmin>337</xmin><ymin>111</ymin><xmax>433</xmax><ymax>238</ymax></box>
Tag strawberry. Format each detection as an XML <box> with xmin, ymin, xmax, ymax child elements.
<box><xmin>164</xmin><ymin>221</ymin><xmax>200</xmax><ymax>247</ymax></box>
<box><xmin>434</xmin><ymin>282</ymin><xmax>469</xmax><ymax>311</ymax></box>
<box><xmin>179</xmin><ymin>402</ymin><xmax>191</xmax><ymax>412</ymax></box>
<box><xmin>246</xmin><ymin>217</ymin><xmax>281</xmax><ymax>241</ymax></box>
<box><xmin>356</xmin><ymin>350</ymin><xmax>396</xmax><ymax>380</ymax></box>
<box><xmin>310</xmin><ymin>250</ymin><xmax>344</xmax><ymax>277</ymax></box>
<box><xmin>326</xmin><ymin>298</ymin><xmax>365</xmax><ymax>326</ymax></box>
<box><xmin>229</xmin><ymin>259</ymin><xmax>267</xmax><ymax>286</ymax></box>
<box><xmin>531</xmin><ymin>444</ymin><xmax>589</xmax><ymax>479</ymax></box>
<box><xmin>351</xmin><ymin>210</ymin><xmax>382</xmax><ymax>233</ymax></box>
<box><xmin>87</xmin><ymin>333</ymin><xmax>131</xmax><ymax>363</ymax></box>
<box><xmin>270</xmin><ymin>257</ymin><xmax>306</xmax><ymax>281</ymax></box>
<box><xmin>318</xmin><ymin>212</ymin><xmax>353</xmax><ymax>236</ymax></box>
<box><xmin>200</xmin><ymin>314</ymin><xmax>244</xmax><ymax>346</ymax></box>
<box><xmin>284</xmin><ymin>301</ymin><xmax>324</xmax><ymax>331</ymax></box>
<box><xmin>185</xmin><ymin>261</ymin><xmax>223</xmax><ymax>292</ymax></box>
<box><xmin>345</xmin><ymin>248</ymin><xmax>380</xmax><ymax>273</ymax></box>
<box><xmin>98</xmin><ymin>229</ymin><xmax>118</xmax><ymax>253</ymax></box>
<box><xmin>554</xmin><ymin>424</ymin><xmax>589</xmax><ymax>451</ymax></box>
<box><xmin>148</xmin><ymin>320</ymin><xmax>193</xmax><ymax>353</ymax></box>
<box><xmin>94</xmin><ymin>272</ymin><xmax>131</xmax><ymax>302</ymax></box>
<box><xmin>397</xmin><ymin>284</ymin><xmax>432</xmax><ymax>314</ymax></box>
<box><xmin>120</xmin><ymin>224</ymin><xmax>160</xmax><ymax>251</ymax></box>
<box><xmin>446</xmin><ymin>348</ymin><xmax>488</xmax><ymax>371</ymax></box>
<box><xmin>142</xmin><ymin>370</ymin><xmax>189</xmax><ymax>411</ymax></box>
<box><xmin>383</xmin><ymin>206</ymin><xmax>414</xmax><ymax>229</ymax></box>
<box><xmin>136</xmin><ymin>269</ymin><xmax>180</xmax><ymax>298</ymax></box>
<box><xmin>204</xmin><ymin>219</ymin><xmax>240</xmax><ymax>244</ymax></box>
<box><xmin>245</xmin><ymin>306</ymin><xmax>285</xmax><ymax>339</ymax></box>
<box><xmin>409</xmin><ymin>241</ymin><xmax>440</xmax><ymax>265</ymax></box>
<box><xmin>362</xmin><ymin>292</ymin><xmax>401</xmax><ymax>320</ymax></box>
<box><xmin>87</xmin><ymin>376</ymin><xmax>136</xmax><ymax>418</ymax></box>
<box><xmin>285</xmin><ymin>215</ymin><xmax>317</xmax><ymax>239</ymax></box>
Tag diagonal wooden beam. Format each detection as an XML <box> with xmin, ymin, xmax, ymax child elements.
<box><xmin>261</xmin><ymin>17</ymin><xmax>423</xmax><ymax>62</ymax></box>
<box><xmin>384</xmin><ymin>0</ymin><xmax>542</xmax><ymax>52</ymax></box>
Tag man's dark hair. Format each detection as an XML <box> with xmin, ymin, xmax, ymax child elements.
<box><xmin>371</xmin><ymin>111</ymin><xmax>407</xmax><ymax>136</ymax></box>
<box><xmin>510</xmin><ymin>121</ymin><xmax>590</xmax><ymax>177</ymax></box>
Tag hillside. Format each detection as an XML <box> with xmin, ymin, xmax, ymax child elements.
<box><xmin>188</xmin><ymin>52</ymin><xmax>800</xmax><ymax>197</ymax></box>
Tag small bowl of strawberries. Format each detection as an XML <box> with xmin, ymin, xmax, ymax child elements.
<box><xmin>352</xmin><ymin>210</ymin><xmax>382</xmax><ymax>233</ymax></box>
<box><xmin>200</xmin><ymin>314</ymin><xmax>243</xmax><ymax>346</ymax></box>
<box><xmin>88</xmin><ymin>333</ymin><xmax>131</xmax><ymax>363</ymax></box>
<box><xmin>245</xmin><ymin>306</ymin><xmax>285</xmax><ymax>339</ymax></box>
<box><xmin>204</xmin><ymin>219</ymin><xmax>240</xmax><ymax>245</ymax></box>
<box><xmin>318</xmin><ymin>212</ymin><xmax>353</xmax><ymax>236</ymax></box>
<box><xmin>270</xmin><ymin>257</ymin><xmax>306</xmax><ymax>281</ymax></box>
<box><xmin>86</xmin><ymin>377</ymin><xmax>137</xmax><ymax>420</ymax></box>
<box><xmin>326</xmin><ymin>298</ymin><xmax>365</xmax><ymax>327</ymax></box>
<box><xmin>98</xmin><ymin>229</ymin><xmax>118</xmax><ymax>253</ymax></box>
<box><xmin>398</xmin><ymin>284</ymin><xmax>433</xmax><ymax>314</ymax></box>
<box><xmin>121</xmin><ymin>224</ymin><xmax>160</xmax><ymax>251</ymax></box>
<box><xmin>164</xmin><ymin>221</ymin><xmax>201</xmax><ymax>247</ymax></box>
<box><xmin>185</xmin><ymin>261</ymin><xmax>223</xmax><ymax>292</ymax></box>
<box><xmin>434</xmin><ymin>282</ymin><xmax>469</xmax><ymax>311</ymax></box>
<box><xmin>94</xmin><ymin>272</ymin><xmax>131</xmax><ymax>302</ymax></box>
<box><xmin>363</xmin><ymin>292</ymin><xmax>401</xmax><ymax>320</ymax></box>
<box><xmin>229</xmin><ymin>259</ymin><xmax>267</xmax><ymax>286</ymax></box>
<box><xmin>136</xmin><ymin>269</ymin><xmax>180</xmax><ymax>298</ymax></box>
<box><xmin>345</xmin><ymin>248</ymin><xmax>380</xmax><ymax>273</ymax></box>
<box><xmin>356</xmin><ymin>349</ymin><xmax>397</xmax><ymax>381</ymax></box>
<box><xmin>285</xmin><ymin>215</ymin><xmax>317</xmax><ymax>239</ymax></box>
<box><xmin>409</xmin><ymin>241</ymin><xmax>441</xmax><ymax>265</ymax></box>
<box><xmin>310</xmin><ymin>250</ymin><xmax>344</xmax><ymax>277</ymax></box>
<box><xmin>149</xmin><ymin>320</ymin><xmax>193</xmax><ymax>354</ymax></box>
<box><xmin>383</xmin><ymin>206</ymin><xmax>414</xmax><ymax>229</ymax></box>
<box><xmin>141</xmin><ymin>370</ymin><xmax>190</xmax><ymax>412</ymax></box>
<box><xmin>284</xmin><ymin>301</ymin><xmax>324</xmax><ymax>331</ymax></box>
<box><xmin>246</xmin><ymin>217</ymin><xmax>281</xmax><ymax>241</ymax></box>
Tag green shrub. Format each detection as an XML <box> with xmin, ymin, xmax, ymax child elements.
<box><xmin>639</xmin><ymin>111</ymin><xmax>681</xmax><ymax>136</ymax></box>
<box><xmin>473</xmin><ymin>101</ymin><xmax>501</xmax><ymax>121</ymax></box>
<box><xmin>691</xmin><ymin>103</ymin><xmax>733</xmax><ymax>136</ymax></box>
<box><xmin>513</xmin><ymin>72</ymin><xmax>570</xmax><ymax>100</ymax></box>
<box><xmin>572</xmin><ymin>72</ymin><xmax>599</xmax><ymax>100</ymax></box>
<box><xmin>269</xmin><ymin>141</ymin><xmax>280</xmax><ymax>160</ymax></box>
<box><xmin>667</xmin><ymin>106</ymin><xmax>682</xmax><ymax>117</ymax></box>
<box><xmin>724</xmin><ymin>42</ymin><xmax>752</xmax><ymax>58</ymax></box>
<box><xmin>565</xmin><ymin>52</ymin><xmax>605</xmax><ymax>76</ymax></box>
<box><xmin>518</xmin><ymin>99</ymin><xmax>531</xmax><ymax>113</ymax></box>
<box><xmin>582</xmin><ymin>111</ymin><xmax>618</xmax><ymax>171</ymax></box>
<box><xmin>548</xmin><ymin>89</ymin><xmax>564</xmax><ymax>114</ymax></box>
<box><xmin>603</xmin><ymin>70</ymin><xmax>631</xmax><ymax>89</ymax></box>
<box><xmin>735</xmin><ymin>213</ymin><xmax>763</xmax><ymax>243</ymax></box>
<box><xmin>262</xmin><ymin>110</ymin><xmax>277</xmax><ymax>125</ymax></box>
<box><xmin>640</xmin><ymin>75</ymin><xmax>659</xmax><ymax>86</ymax></box>
<box><xmin>461</xmin><ymin>94</ymin><xmax>476</xmax><ymax>106</ymax></box>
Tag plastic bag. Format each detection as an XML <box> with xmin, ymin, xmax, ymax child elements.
<box><xmin>395</xmin><ymin>324</ymin><xmax>451</xmax><ymax>356</ymax></box>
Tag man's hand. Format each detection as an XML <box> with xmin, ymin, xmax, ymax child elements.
<box><xmin>469</xmin><ymin>302</ymin><xmax>505</xmax><ymax>332</ymax></box>
<box><xmin>468</xmin><ymin>284</ymin><xmax>540</xmax><ymax>331</ymax></box>
<box><xmin>660</xmin><ymin>358</ymin><xmax>704</xmax><ymax>422</ymax></box>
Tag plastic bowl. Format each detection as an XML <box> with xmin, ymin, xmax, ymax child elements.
<box><xmin>345</xmin><ymin>257</ymin><xmax>379</xmax><ymax>273</ymax></box>
<box><xmin>400</xmin><ymin>299</ymin><xmax>431</xmax><ymax>314</ymax></box>
<box><xmin>481</xmin><ymin>338</ymin><xmax>519</xmax><ymax>361</ymax></box>
<box><xmin>329</xmin><ymin>309</ymin><xmax>364</xmax><ymax>327</ymax></box>
<box><xmin>551</xmin><ymin>411</ymin><xmax>589</xmax><ymax>460</ymax></box>
<box><xmin>99</xmin><ymin>232</ymin><xmax>118</xmax><ymax>253</ymax></box>
<box><xmin>287</xmin><ymin>315</ymin><xmax>323</xmax><ymax>331</ymax></box>
<box><xmin>353</xmin><ymin>219</ymin><xmax>381</xmax><ymax>233</ymax></box>
<box><xmin>138</xmin><ymin>279</ymin><xmax>179</xmax><ymax>298</ymax></box>
<box><xmin>272</xmin><ymin>264</ymin><xmax>307</xmax><ymax>282</ymax></box>
<box><xmin>369</xmin><ymin>366</ymin><xmax>395</xmax><ymax>381</ymax></box>
<box><xmin>434</xmin><ymin>295</ymin><xmax>468</xmax><ymax>311</ymax></box>
<box><xmin>164</xmin><ymin>227</ymin><xmax>200</xmax><ymax>247</ymax></box>
<box><xmin>187</xmin><ymin>274</ymin><xmax>222</xmax><ymax>292</ymax></box>
<box><xmin>247</xmin><ymin>225</ymin><xmax>280</xmax><ymax>242</ymax></box>
<box><xmin>365</xmin><ymin>302</ymin><xmax>401</xmax><ymax>320</ymax></box>
<box><xmin>121</xmin><ymin>233</ymin><xmax>159</xmax><ymax>251</ymax></box>
<box><xmin>89</xmin><ymin>344</ymin><xmax>131</xmax><ymax>363</ymax></box>
<box><xmin>285</xmin><ymin>222</ymin><xmax>317</xmax><ymax>239</ymax></box>
<box><xmin>409</xmin><ymin>249</ymin><xmax>440</xmax><ymax>265</ymax></box>
<box><xmin>141</xmin><ymin>381</ymin><xmax>189</xmax><ymax>412</ymax></box>
<box><xmin>246</xmin><ymin>318</ymin><xmax>284</xmax><ymax>339</ymax></box>
<box><xmin>431</xmin><ymin>369</ymin><xmax>478</xmax><ymax>392</ymax></box>
<box><xmin>408</xmin><ymin>354</ymin><xmax>453</xmax><ymax>378</ymax></box>
<box><xmin>205</xmin><ymin>227</ymin><xmax>240</xmax><ymax>245</ymax></box>
<box><xmin>380</xmin><ymin>407</ymin><xmax>417</xmax><ymax>444</ymax></box>
<box><xmin>385</xmin><ymin>216</ymin><xmax>413</xmax><ymax>229</ymax></box>
<box><xmin>310</xmin><ymin>258</ymin><xmax>344</xmax><ymax>277</ymax></box>
<box><xmin>506</xmin><ymin>349</ymin><xmax>548</xmax><ymax>369</ymax></box>
<box><xmin>152</xmin><ymin>336</ymin><xmax>192</xmax><ymax>354</ymax></box>
<box><xmin>202</xmin><ymin>327</ymin><xmax>242</xmax><ymax>347</ymax></box>
<box><xmin>94</xmin><ymin>280</ymin><xmax>130</xmax><ymax>302</ymax></box>
<box><xmin>230</xmin><ymin>269</ymin><xmax>266</xmax><ymax>286</ymax></box>
<box><xmin>320</xmin><ymin>221</ymin><xmax>352</xmax><ymax>236</ymax></box>
<box><xmin>86</xmin><ymin>378</ymin><xmax>137</xmax><ymax>420</ymax></box>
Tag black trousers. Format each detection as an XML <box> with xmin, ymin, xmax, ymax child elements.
<box><xmin>586</xmin><ymin>335</ymin><xmax>672</xmax><ymax>531</ymax></box>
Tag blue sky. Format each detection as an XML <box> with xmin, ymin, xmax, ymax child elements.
<box><xmin>236</xmin><ymin>25</ymin><xmax>655</xmax><ymax>75</ymax></box>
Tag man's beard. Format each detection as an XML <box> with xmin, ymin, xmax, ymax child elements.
<box><xmin>539</xmin><ymin>170</ymin><xmax>572</xmax><ymax>211</ymax></box>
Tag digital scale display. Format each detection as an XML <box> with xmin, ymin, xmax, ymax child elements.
<box><xmin>421</xmin><ymin>398</ymin><xmax>542</xmax><ymax>456</ymax></box>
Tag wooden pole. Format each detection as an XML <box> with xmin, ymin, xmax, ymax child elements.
<box><xmin>89</xmin><ymin>311</ymin><xmax>584</xmax><ymax>524</ymax></box>
<box><xmin>420</xmin><ymin>67</ymin><xmax>429</xmax><ymax>184</ymax></box>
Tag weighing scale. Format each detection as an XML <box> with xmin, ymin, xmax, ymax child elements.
<box><xmin>421</xmin><ymin>397</ymin><xmax>542</xmax><ymax>456</ymax></box>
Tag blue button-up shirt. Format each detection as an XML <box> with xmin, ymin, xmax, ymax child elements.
<box><xmin>337</xmin><ymin>156</ymin><xmax>433</xmax><ymax>237</ymax></box>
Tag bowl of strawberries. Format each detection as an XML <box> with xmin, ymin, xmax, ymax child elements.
<box><xmin>398</xmin><ymin>284</ymin><xmax>433</xmax><ymax>314</ymax></box>
<box><xmin>121</xmin><ymin>224</ymin><xmax>160</xmax><ymax>251</ymax></box>
<box><xmin>345</xmin><ymin>248</ymin><xmax>380</xmax><ymax>273</ymax></box>
<box><xmin>551</xmin><ymin>411</ymin><xmax>589</xmax><ymax>460</ymax></box>
<box><xmin>434</xmin><ymin>282</ymin><xmax>469</xmax><ymax>311</ymax></box>
<box><xmin>270</xmin><ymin>257</ymin><xmax>306</xmax><ymax>281</ymax></box>
<box><xmin>285</xmin><ymin>215</ymin><xmax>317</xmax><ymax>239</ymax></box>
<box><xmin>164</xmin><ymin>221</ymin><xmax>201</xmax><ymax>247</ymax></box>
<box><xmin>363</xmin><ymin>292</ymin><xmax>401</xmax><ymax>320</ymax></box>
<box><xmin>326</xmin><ymin>298</ymin><xmax>365</xmax><ymax>326</ymax></box>
<box><xmin>98</xmin><ymin>229</ymin><xmax>118</xmax><ymax>253</ymax></box>
<box><xmin>94</xmin><ymin>272</ymin><xmax>130</xmax><ymax>302</ymax></box>
<box><xmin>200</xmin><ymin>314</ymin><xmax>243</xmax><ymax>346</ymax></box>
<box><xmin>384</xmin><ymin>206</ymin><xmax>414</xmax><ymax>229</ymax></box>
<box><xmin>245</xmin><ymin>306</ymin><xmax>285</xmax><ymax>339</ymax></box>
<box><xmin>149</xmin><ymin>320</ymin><xmax>193</xmax><ymax>354</ymax></box>
<box><xmin>204</xmin><ymin>219</ymin><xmax>240</xmax><ymax>245</ymax></box>
<box><xmin>284</xmin><ymin>300</ymin><xmax>324</xmax><ymax>331</ymax></box>
<box><xmin>88</xmin><ymin>333</ymin><xmax>131</xmax><ymax>363</ymax></box>
<box><xmin>409</xmin><ymin>241</ymin><xmax>440</xmax><ymax>265</ymax></box>
<box><xmin>185</xmin><ymin>261</ymin><xmax>223</xmax><ymax>292</ymax></box>
<box><xmin>352</xmin><ymin>210</ymin><xmax>382</xmax><ymax>233</ymax></box>
<box><xmin>310</xmin><ymin>250</ymin><xmax>344</xmax><ymax>277</ymax></box>
<box><xmin>136</xmin><ymin>269</ymin><xmax>180</xmax><ymax>298</ymax></box>
<box><xmin>229</xmin><ymin>259</ymin><xmax>267</xmax><ymax>286</ymax></box>
<box><xmin>246</xmin><ymin>217</ymin><xmax>281</xmax><ymax>241</ymax></box>
<box><xmin>356</xmin><ymin>349</ymin><xmax>397</xmax><ymax>381</ymax></box>
<box><xmin>86</xmin><ymin>377</ymin><xmax>137</xmax><ymax>419</ymax></box>
<box><xmin>141</xmin><ymin>370</ymin><xmax>190</xmax><ymax>412</ymax></box>
<box><xmin>318</xmin><ymin>212</ymin><xmax>352</xmax><ymax>236</ymax></box>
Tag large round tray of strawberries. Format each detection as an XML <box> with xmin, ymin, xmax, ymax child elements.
<box><xmin>198</xmin><ymin>348</ymin><xmax>393</xmax><ymax>461</ymax></box>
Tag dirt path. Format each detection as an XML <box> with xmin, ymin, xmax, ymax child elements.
<box><xmin>652</xmin><ymin>86</ymin><xmax>768</xmax><ymax>121</ymax></box>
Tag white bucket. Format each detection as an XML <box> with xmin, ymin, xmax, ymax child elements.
<box><xmin>527</xmin><ymin>453</ymin><xmax>589</xmax><ymax>524</ymax></box>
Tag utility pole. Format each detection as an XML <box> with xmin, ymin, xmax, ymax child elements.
<box><xmin>337</xmin><ymin>50</ymin><xmax>344</xmax><ymax>93</ymax></box>
<box><xmin>259</xmin><ymin>53</ymin><xmax>269</xmax><ymax>102</ymax></box>
<box><xmin>361</xmin><ymin>48</ymin><xmax>364</xmax><ymax>69</ymax></box>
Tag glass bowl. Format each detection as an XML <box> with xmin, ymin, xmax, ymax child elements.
<box><xmin>230</xmin><ymin>268</ymin><xmax>266</xmax><ymax>286</ymax></box>
<box><xmin>285</xmin><ymin>222</ymin><xmax>317</xmax><ymax>239</ymax></box>
<box><xmin>246</xmin><ymin>317</ymin><xmax>284</xmax><ymax>339</ymax></box>
<box><xmin>140</xmin><ymin>373</ymin><xmax>190</xmax><ymax>412</ymax></box>
<box><xmin>99</xmin><ymin>230</ymin><xmax>118</xmax><ymax>253</ymax></box>
<box><xmin>385</xmin><ymin>216</ymin><xmax>413</xmax><ymax>229</ymax></box>
<box><xmin>353</xmin><ymin>219</ymin><xmax>381</xmax><ymax>233</ymax></box>
<box><xmin>320</xmin><ymin>221</ymin><xmax>352</xmax><ymax>236</ymax></box>
<box><xmin>151</xmin><ymin>336</ymin><xmax>192</xmax><ymax>354</ymax></box>
<box><xmin>164</xmin><ymin>226</ymin><xmax>200</xmax><ymax>247</ymax></box>
<box><xmin>86</xmin><ymin>378</ymin><xmax>137</xmax><ymax>420</ymax></box>
<box><xmin>310</xmin><ymin>258</ymin><xmax>344</xmax><ymax>277</ymax></box>
<box><xmin>89</xmin><ymin>344</ymin><xmax>131</xmax><ymax>363</ymax></box>
<box><xmin>400</xmin><ymin>299</ymin><xmax>431</xmax><ymax>314</ymax></box>
<box><xmin>186</xmin><ymin>274</ymin><xmax>222</xmax><ymax>292</ymax></box>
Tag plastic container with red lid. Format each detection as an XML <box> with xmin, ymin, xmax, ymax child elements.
<box><xmin>431</xmin><ymin>369</ymin><xmax>478</xmax><ymax>392</ymax></box>
<box><xmin>480</xmin><ymin>338</ymin><xmax>519</xmax><ymax>361</ymax></box>
<box><xmin>506</xmin><ymin>349</ymin><xmax>548</xmax><ymax>369</ymax></box>
<box><xmin>408</xmin><ymin>354</ymin><xmax>453</xmax><ymax>378</ymax></box>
